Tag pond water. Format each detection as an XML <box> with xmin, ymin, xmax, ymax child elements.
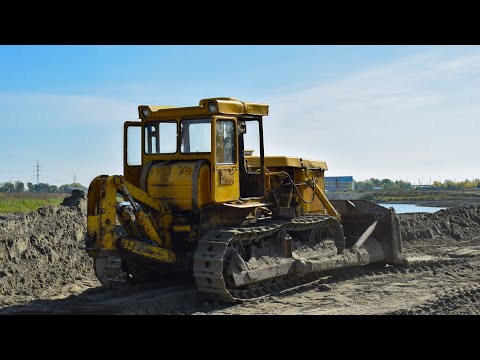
<box><xmin>378</xmin><ymin>203</ymin><xmax>446</xmax><ymax>214</ymax></box>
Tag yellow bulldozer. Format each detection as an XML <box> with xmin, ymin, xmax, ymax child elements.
<box><xmin>84</xmin><ymin>97</ymin><xmax>404</xmax><ymax>302</ymax></box>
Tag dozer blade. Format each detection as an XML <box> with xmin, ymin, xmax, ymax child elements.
<box><xmin>330</xmin><ymin>200</ymin><xmax>405</xmax><ymax>265</ymax></box>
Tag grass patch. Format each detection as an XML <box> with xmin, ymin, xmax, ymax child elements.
<box><xmin>0</xmin><ymin>193</ymin><xmax>67</xmax><ymax>213</ymax></box>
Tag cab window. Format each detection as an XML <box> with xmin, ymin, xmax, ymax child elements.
<box><xmin>180</xmin><ymin>118</ymin><xmax>211</xmax><ymax>153</ymax></box>
<box><xmin>145</xmin><ymin>121</ymin><xmax>177</xmax><ymax>154</ymax></box>
<box><xmin>126</xmin><ymin>126</ymin><xmax>141</xmax><ymax>166</ymax></box>
<box><xmin>216</xmin><ymin>120</ymin><xmax>236</xmax><ymax>164</ymax></box>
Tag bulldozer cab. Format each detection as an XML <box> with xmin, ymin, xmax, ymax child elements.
<box><xmin>123</xmin><ymin>98</ymin><xmax>268</xmax><ymax>210</ymax></box>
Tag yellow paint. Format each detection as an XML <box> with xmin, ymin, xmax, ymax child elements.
<box><xmin>114</xmin><ymin>176</ymin><xmax>164</xmax><ymax>212</ymax></box>
<box><xmin>315</xmin><ymin>183</ymin><xmax>341</xmax><ymax>220</ymax></box>
<box><xmin>98</xmin><ymin>176</ymin><xmax>121</xmax><ymax>250</ymax></box>
<box><xmin>211</xmin><ymin>116</ymin><xmax>240</xmax><ymax>203</ymax></box>
<box><xmin>144</xmin><ymin>161</ymin><xmax>211</xmax><ymax>210</ymax></box>
<box><xmin>159</xmin><ymin>210</ymin><xmax>173</xmax><ymax>249</ymax></box>
<box><xmin>135</xmin><ymin>211</ymin><xmax>163</xmax><ymax>246</ymax></box>
<box><xmin>139</xmin><ymin>98</ymin><xmax>268</xmax><ymax>120</ymax></box>
<box><xmin>173</xmin><ymin>225</ymin><xmax>191</xmax><ymax>232</ymax></box>
<box><xmin>213</xmin><ymin>165</ymin><xmax>239</xmax><ymax>203</ymax></box>
<box><xmin>247</xmin><ymin>156</ymin><xmax>327</xmax><ymax>170</ymax></box>
<box><xmin>86</xmin><ymin>174</ymin><xmax>175</xmax><ymax>259</ymax></box>
<box><xmin>293</xmin><ymin>168</ymin><xmax>325</xmax><ymax>215</ymax></box>
<box><xmin>118</xmin><ymin>238</ymin><xmax>176</xmax><ymax>263</ymax></box>
<box><xmin>136</xmin><ymin>109</ymin><xmax>246</xmax><ymax>207</ymax></box>
<box><xmin>86</xmin><ymin>176</ymin><xmax>125</xmax><ymax>252</ymax></box>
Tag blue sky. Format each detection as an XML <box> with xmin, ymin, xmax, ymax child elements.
<box><xmin>0</xmin><ymin>45</ymin><xmax>478</xmax><ymax>186</ymax></box>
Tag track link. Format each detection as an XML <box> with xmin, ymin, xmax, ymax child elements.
<box><xmin>193</xmin><ymin>220</ymin><xmax>287</xmax><ymax>302</ymax></box>
<box><xmin>193</xmin><ymin>215</ymin><xmax>346</xmax><ymax>302</ymax></box>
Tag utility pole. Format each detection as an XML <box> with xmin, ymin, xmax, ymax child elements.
<box><xmin>73</xmin><ymin>172</ymin><xmax>77</xmax><ymax>186</ymax></box>
<box><xmin>34</xmin><ymin>160</ymin><xmax>41</xmax><ymax>185</ymax></box>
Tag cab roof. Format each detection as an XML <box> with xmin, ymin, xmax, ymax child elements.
<box><xmin>138</xmin><ymin>97</ymin><xmax>269</xmax><ymax>120</ymax></box>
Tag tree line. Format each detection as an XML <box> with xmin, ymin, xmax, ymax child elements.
<box><xmin>431</xmin><ymin>179</ymin><xmax>480</xmax><ymax>190</ymax></box>
<box><xmin>0</xmin><ymin>181</ymin><xmax>84</xmax><ymax>193</ymax></box>
<box><xmin>3</xmin><ymin>178</ymin><xmax>480</xmax><ymax>193</ymax></box>
<box><xmin>355</xmin><ymin>178</ymin><xmax>480</xmax><ymax>191</ymax></box>
<box><xmin>355</xmin><ymin>178</ymin><xmax>413</xmax><ymax>190</ymax></box>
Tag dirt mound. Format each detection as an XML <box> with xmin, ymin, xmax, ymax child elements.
<box><xmin>399</xmin><ymin>205</ymin><xmax>480</xmax><ymax>245</ymax></box>
<box><xmin>0</xmin><ymin>192</ymin><xmax>98</xmax><ymax>308</ymax></box>
<box><xmin>61</xmin><ymin>189</ymin><xmax>87</xmax><ymax>212</ymax></box>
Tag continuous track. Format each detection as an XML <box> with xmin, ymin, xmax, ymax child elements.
<box><xmin>194</xmin><ymin>215</ymin><xmax>355</xmax><ymax>302</ymax></box>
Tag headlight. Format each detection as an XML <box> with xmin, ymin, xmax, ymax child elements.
<box><xmin>142</xmin><ymin>107</ymin><xmax>151</xmax><ymax>117</ymax></box>
<box><xmin>207</xmin><ymin>102</ymin><xmax>218</xmax><ymax>113</ymax></box>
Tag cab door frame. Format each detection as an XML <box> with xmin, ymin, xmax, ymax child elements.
<box><xmin>211</xmin><ymin>116</ymin><xmax>239</xmax><ymax>203</ymax></box>
<box><xmin>238</xmin><ymin>116</ymin><xmax>265</xmax><ymax>199</ymax></box>
<box><xmin>124</xmin><ymin>121</ymin><xmax>142</xmax><ymax>188</ymax></box>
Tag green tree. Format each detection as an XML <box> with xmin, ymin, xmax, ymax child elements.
<box><xmin>395</xmin><ymin>180</ymin><xmax>412</xmax><ymax>190</ymax></box>
<box><xmin>14</xmin><ymin>181</ymin><xmax>25</xmax><ymax>192</ymax></box>
<box><xmin>0</xmin><ymin>182</ymin><xmax>15</xmax><ymax>192</ymax></box>
<box><xmin>58</xmin><ymin>183</ymin><xmax>86</xmax><ymax>194</ymax></box>
<box><xmin>381</xmin><ymin>178</ymin><xmax>395</xmax><ymax>190</ymax></box>
<box><xmin>27</xmin><ymin>182</ymin><xmax>35</xmax><ymax>192</ymax></box>
<box><xmin>444</xmin><ymin>180</ymin><xmax>458</xmax><ymax>190</ymax></box>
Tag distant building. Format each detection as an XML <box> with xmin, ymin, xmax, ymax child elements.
<box><xmin>325</xmin><ymin>176</ymin><xmax>354</xmax><ymax>191</ymax></box>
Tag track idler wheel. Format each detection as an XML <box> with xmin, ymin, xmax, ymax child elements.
<box><xmin>94</xmin><ymin>255</ymin><xmax>130</xmax><ymax>288</ymax></box>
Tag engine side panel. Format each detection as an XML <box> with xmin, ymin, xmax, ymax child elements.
<box><xmin>143</xmin><ymin>161</ymin><xmax>211</xmax><ymax>211</ymax></box>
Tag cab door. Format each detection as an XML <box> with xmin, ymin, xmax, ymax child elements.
<box><xmin>124</xmin><ymin>121</ymin><xmax>142</xmax><ymax>188</ymax></box>
<box><xmin>211</xmin><ymin>116</ymin><xmax>239</xmax><ymax>203</ymax></box>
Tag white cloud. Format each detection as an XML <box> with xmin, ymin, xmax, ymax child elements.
<box><xmin>0</xmin><ymin>92</ymin><xmax>139</xmax><ymax>128</ymax></box>
<box><xmin>263</xmin><ymin>48</ymin><xmax>480</xmax><ymax>183</ymax></box>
